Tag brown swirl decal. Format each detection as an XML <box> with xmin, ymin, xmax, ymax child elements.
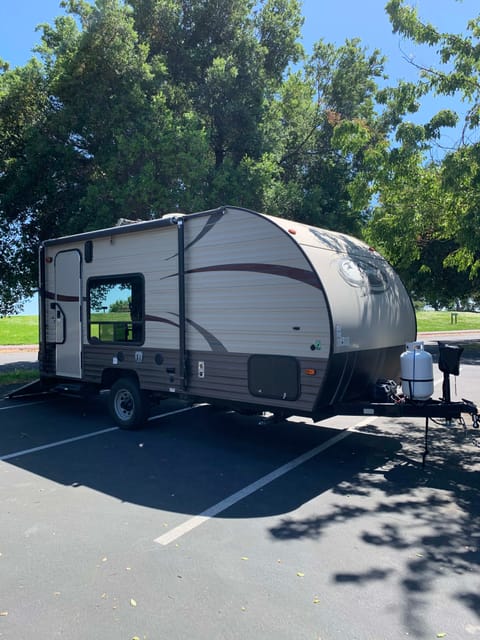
<box><xmin>184</xmin><ymin>263</ymin><xmax>322</xmax><ymax>289</ymax></box>
<box><xmin>145</xmin><ymin>315</ymin><xmax>179</xmax><ymax>328</ymax></box>
<box><xmin>166</xmin><ymin>209</ymin><xmax>224</xmax><ymax>260</ymax></box>
<box><xmin>45</xmin><ymin>291</ymin><xmax>79</xmax><ymax>302</ymax></box>
<box><xmin>145</xmin><ymin>313</ymin><xmax>227</xmax><ymax>352</ymax></box>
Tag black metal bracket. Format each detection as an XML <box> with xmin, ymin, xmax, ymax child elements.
<box><xmin>328</xmin><ymin>396</ymin><xmax>479</xmax><ymax>467</ymax></box>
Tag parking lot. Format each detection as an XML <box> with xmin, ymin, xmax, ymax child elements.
<box><xmin>1</xmin><ymin>353</ymin><xmax>480</xmax><ymax>639</ymax></box>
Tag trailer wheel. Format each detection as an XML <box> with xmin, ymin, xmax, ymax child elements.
<box><xmin>109</xmin><ymin>377</ymin><xmax>148</xmax><ymax>429</ymax></box>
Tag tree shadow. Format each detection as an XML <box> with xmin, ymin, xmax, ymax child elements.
<box><xmin>268</xmin><ymin>418</ymin><xmax>480</xmax><ymax>637</ymax></box>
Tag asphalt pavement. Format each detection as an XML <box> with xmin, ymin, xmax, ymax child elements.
<box><xmin>0</xmin><ymin>335</ymin><xmax>480</xmax><ymax>639</ymax></box>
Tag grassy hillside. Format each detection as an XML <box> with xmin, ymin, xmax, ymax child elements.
<box><xmin>415</xmin><ymin>311</ymin><xmax>480</xmax><ymax>332</ymax></box>
<box><xmin>0</xmin><ymin>315</ymin><xmax>39</xmax><ymax>345</ymax></box>
<box><xmin>1</xmin><ymin>311</ymin><xmax>480</xmax><ymax>346</ymax></box>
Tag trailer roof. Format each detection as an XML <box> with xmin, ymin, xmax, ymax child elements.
<box><xmin>41</xmin><ymin>207</ymin><xmax>226</xmax><ymax>247</ymax></box>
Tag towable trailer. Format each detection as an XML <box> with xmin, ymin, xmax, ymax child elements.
<box><xmin>10</xmin><ymin>206</ymin><xmax>479</xmax><ymax>449</ymax></box>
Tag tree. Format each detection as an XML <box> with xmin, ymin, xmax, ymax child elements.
<box><xmin>264</xmin><ymin>38</ymin><xmax>392</xmax><ymax>236</ymax></box>
<box><xmin>0</xmin><ymin>59</ymin><xmax>51</xmax><ymax>315</ymax></box>
<box><xmin>6</xmin><ymin>0</ymin><xmax>458</xmax><ymax>314</ymax></box>
<box><xmin>0</xmin><ymin>0</ymin><xmax>211</xmax><ymax>314</ymax></box>
<box><xmin>380</xmin><ymin>0</ymin><xmax>480</xmax><ymax>283</ymax></box>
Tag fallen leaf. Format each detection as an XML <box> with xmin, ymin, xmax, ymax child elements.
<box><xmin>241</xmin><ymin>557</ymin><xmax>249</xmax><ymax>561</ymax></box>
<box><xmin>102</xmin><ymin>557</ymin><xmax>107</xmax><ymax>563</ymax></box>
<box><xmin>297</xmin><ymin>572</ymin><xmax>305</xmax><ymax>577</ymax></box>
<box><xmin>313</xmin><ymin>598</ymin><xmax>321</xmax><ymax>604</ymax></box>
<box><xmin>436</xmin><ymin>634</ymin><xmax>446</xmax><ymax>639</ymax></box>
<box><xmin>241</xmin><ymin>606</ymin><xmax>246</xmax><ymax>612</ymax></box>
<box><xmin>101</xmin><ymin>593</ymin><xmax>107</xmax><ymax>599</ymax></box>
<box><xmin>132</xmin><ymin>637</ymin><xmax>140</xmax><ymax>640</ymax></box>
<box><xmin>130</xmin><ymin>598</ymin><xmax>137</xmax><ymax>607</ymax></box>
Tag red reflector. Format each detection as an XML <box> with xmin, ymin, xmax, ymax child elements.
<box><xmin>304</xmin><ymin>369</ymin><xmax>316</xmax><ymax>376</ymax></box>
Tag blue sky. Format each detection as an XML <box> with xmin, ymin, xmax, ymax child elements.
<box><xmin>1</xmin><ymin>1</ymin><xmax>478</xmax><ymax>78</ymax></box>
<box><xmin>1</xmin><ymin>0</ymin><xmax>478</xmax><ymax>314</ymax></box>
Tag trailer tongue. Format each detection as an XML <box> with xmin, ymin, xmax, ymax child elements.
<box><xmin>322</xmin><ymin>341</ymin><xmax>479</xmax><ymax>466</ymax></box>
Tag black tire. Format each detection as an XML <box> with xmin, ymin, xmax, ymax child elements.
<box><xmin>108</xmin><ymin>377</ymin><xmax>148</xmax><ymax>429</ymax></box>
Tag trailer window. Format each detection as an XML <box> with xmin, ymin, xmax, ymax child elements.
<box><xmin>87</xmin><ymin>274</ymin><xmax>144</xmax><ymax>344</ymax></box>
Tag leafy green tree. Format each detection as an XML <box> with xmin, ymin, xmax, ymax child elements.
<box><xmin>382</xmin><ymin>0</ymin><xmax>480</xmax><ymax>283</ymax></box>
<box><xmin>5</xmin><ymin>0</ymin><xmax>464</xmax><ymax>314</ymax></box>
<box><xmin>364</xmin><ymin>158</ymin><xmax>477</xmax><ymax>307</ymax></box>
<box><xmin>0</xmin><ymin>0</ymin><xmax>211</xmax><ymax>313</ymax></box>
<box><xmin>130</xmin><ymin>0</ymin><xmax>304</xmax><ymax>196</ymax></box>
<box><xmin>0</xmin><ymin>59</ymin><xmax>51</xmax><ymax>314</ymax></box>
<box><xmin>263</xmin><ymin>39</ymin><xmax>393</xmax><ymax>236</ymax></box>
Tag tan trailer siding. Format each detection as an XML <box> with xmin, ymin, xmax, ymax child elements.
<box><xmin>268</xmin><ymin>213</ymin><xmax>415</xmax><ymax>352</ymax></box>
<box><xmin>181</xmin><ymin>209</ymin><xmax>331</xmax><ymax>358</ymax></box>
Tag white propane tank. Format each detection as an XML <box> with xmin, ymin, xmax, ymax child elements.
<box><xmin>400</xmin><ymin>341</ymin><xmax>434</xmax><ymax>401</ymax></box>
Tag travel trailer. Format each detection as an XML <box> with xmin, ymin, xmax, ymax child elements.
<box><xmin>30</xmin><ymin>205</ymin><xmax>418</xmax><ymax>428</ymax></box>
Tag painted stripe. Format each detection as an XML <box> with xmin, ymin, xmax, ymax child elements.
<box><xmin>0</xmin><ymin>406</ymin><xmax>203</xmax><ymax>461</ymax></box>
<box><xmin>0</xmin><ymin>400</ymin><xmax>47</xmax><ymax>411</ymax></box>
<box><xmin>154</xmin><ymin>417</ymin><xmax>375</xmax><ymax>546</ymax></box>
<box><xmin>0</xmin><ymin>427</ymin><xmax>119</xmax><ymax>461</ymax></box>
<box><xmin>148</xmin><ymin>405</ymin><xmax>207</xmax><ymax>422</ymax></box>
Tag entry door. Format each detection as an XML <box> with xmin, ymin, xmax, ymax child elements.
<box><xmin>54</xmin><ymin>250</ymin><xmax>82</xmax><ymax>378</ymax></box>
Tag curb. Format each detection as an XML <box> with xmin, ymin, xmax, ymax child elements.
<box><xmin>0</xmin><ymin>345</ymin><xmax>38</xmax><ymax>353</ymax></box>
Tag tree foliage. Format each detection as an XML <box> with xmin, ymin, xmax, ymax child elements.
<box><xmin>363</xmin><ymin>0</ymin><xmax>480</xmax><ymax>306</ymax></box>
<box><xmin>2</xmin><ymin>0</ymin><xmax>480</xmax><ymax>313</ymax></box>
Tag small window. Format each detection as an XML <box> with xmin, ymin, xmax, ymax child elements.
<box><xmin>88</xmin><ymin>274</ymin><xmax>144</xmax><ymax>344</ymax></box>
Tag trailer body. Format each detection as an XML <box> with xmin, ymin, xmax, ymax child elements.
<box><xmin>37</xmin><ymin>206</ymin><xmax>416</xmax><ymax>426</ymax></box>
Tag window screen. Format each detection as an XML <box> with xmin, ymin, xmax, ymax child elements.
<box><xmin>88</xmin><ymin>274</ymin><xmax>144</xmax><ymax>344</ymax></box>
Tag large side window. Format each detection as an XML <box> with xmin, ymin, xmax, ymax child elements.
<box><xmin>88</xmin><ymin>274</ymin><xmax>144</xmax><ymax>344</ymax></box>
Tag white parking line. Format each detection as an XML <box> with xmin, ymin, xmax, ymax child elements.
<box><xmin>0</xmin><ymin>400</ymin><xmax>47</xmax><ymax>411</ymax></box>
<box><xmin>154</xmin><ymin>417</ymin><xmax>376</xmax><ymax>546</ymax></box>
<box><xmin>0</xmin><ymin>405</ymin><xmax>202</xmax><ymax>462</ymax></box>
<box><xmin>0</xmin><ymin>427</ymin><xmax>119</xmax><ymax>461</ymax></box>
<box><xmin>148</xmin><ymin>404</ymin><xmax>207</xmax><ymax>422</ymax></box>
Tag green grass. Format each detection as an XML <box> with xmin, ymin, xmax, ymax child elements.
<box><xmin>1</xmin><ymin>311</ymin><xmax>480</xmax><ymax>346</ymax></box>
<box><xmin>0</xmin><ymin>369</ymin><xmax>38</xmax><ymax>386</ymax></box>
<box><xmin>416</xmin><ymin>311</ymin><xmax>480</xmax><ymax>332</ymax></box>
<box><xmin>0</xmin><ymin>315</ymin><xmax>39</xmax><ymax>345</ymax></box>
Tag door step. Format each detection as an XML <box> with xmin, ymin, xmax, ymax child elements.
<box><xmin>52</xmin><ymin>382</ymin><xmax>87</xmax><ymax>396</ymax></box>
